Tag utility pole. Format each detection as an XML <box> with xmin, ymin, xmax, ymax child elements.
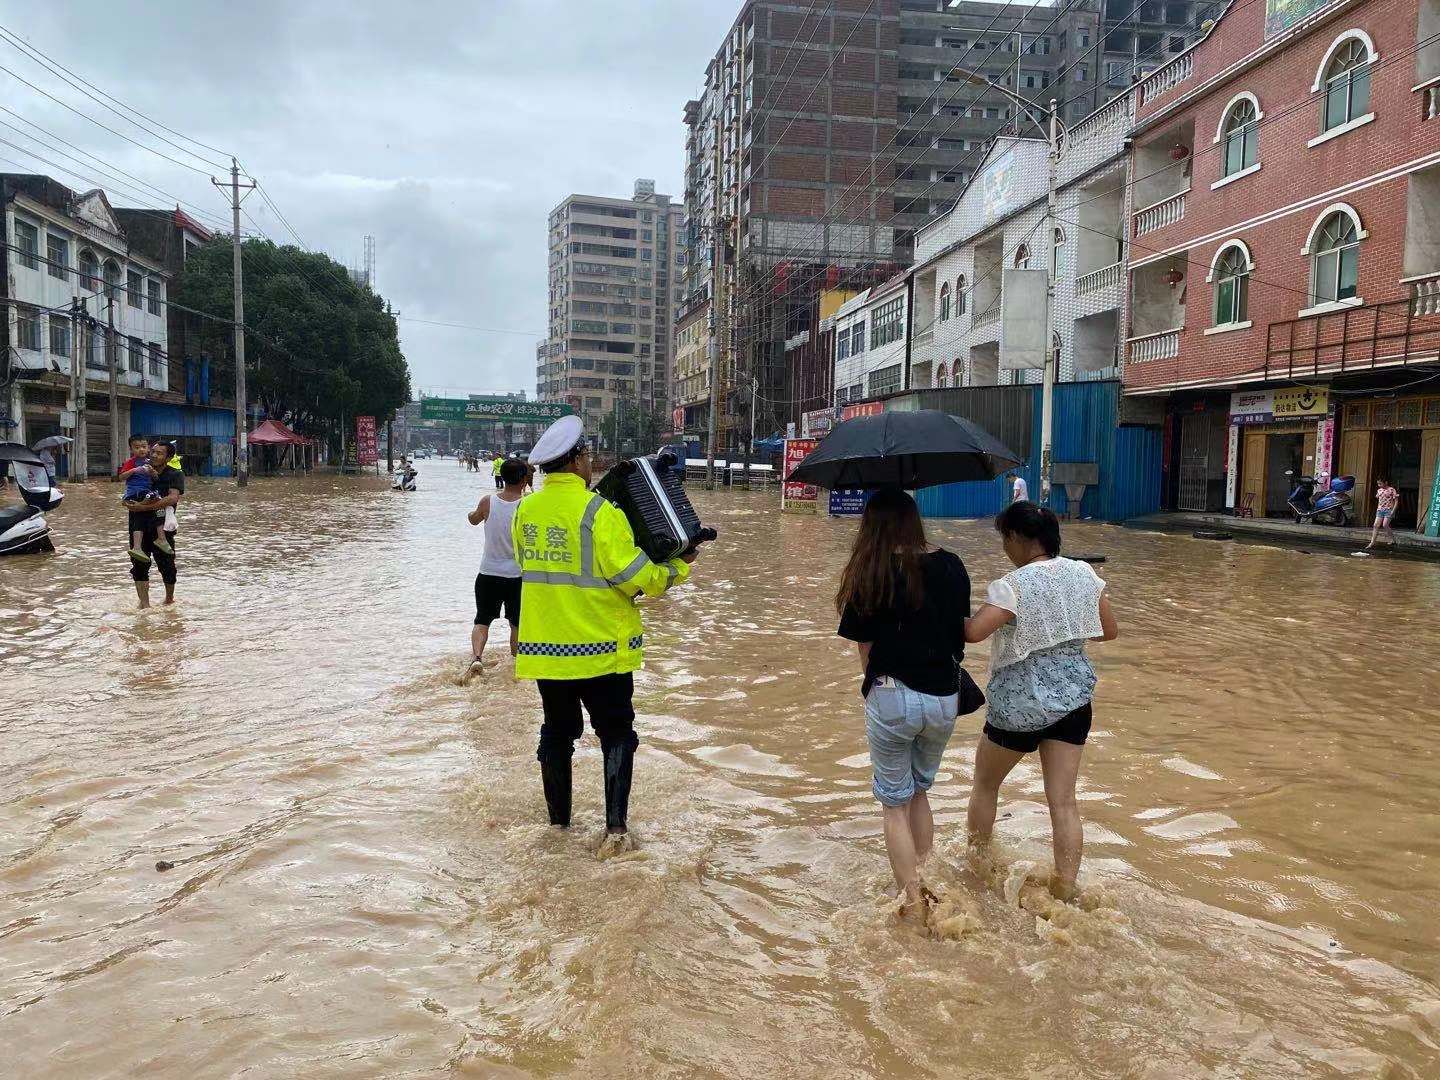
<box><xmin>214</xmin><ymin>158</ymin><xmax>256</xmax><ymax>486</ymax></box>
<box><xmin>69</xmin><ymin>298</ymin><xmax>86</xmax><ymax>483</ymax></box>
<box><xmin>705</xmin><ymin>108</ymin><xmax>723</xmax><ymax>490</ymax></box>
<box><xmin>107</xmin><ymin>292</ymin><xmax>119</xmax><ymax>476</ymax></box>
<box><xmin>1040</xmin><ymin>96</ymin><xmax>1059</xmax><ymax>507</ymax></box>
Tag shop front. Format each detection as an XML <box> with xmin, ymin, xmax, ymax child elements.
<box><xmin>1336</xmin><ymin>395</ymin><xmax>1440</xmax><ymax>528</ymax></box>
<box><xmin>129</xmin><ymin>400</ymin><xmax>237</xmax><ymax>477</ymax></box>
<box><xmin>1225</xmin><ymin>387</ymin><xmax>1331</xmax><ymax>518</ymax></box>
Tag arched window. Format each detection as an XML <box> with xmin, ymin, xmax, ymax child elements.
<box><xmin>1320</xmin><ymin>37</ymin><xmax>1371</xmax><ymax>131</ymax></box>
<box><xmin>1310</xmin><ymin>211</ymin><xmax>1360</xmax><ymax>304</ymax></box>
<box><xmin>79</xmin><ymin>249</ymin><xmax>99</xmax><ymax>291</ymax></box>
<box><xmin>1221</xmin><ymin>97</ymin><xmax>1258</xmax><ymax>176</ymax></box>
<box><xmin>955</xmin><ymin>274</ymin><xmax>967</xmax><ymax>315</ymax></box>
<box><xmin>1014</xmin><ymin>244</ymin><xmax>1031</xmax><ymax>269</ymax></box>
<box><xmin>102</xmin><ymin>258</ymin><xmax>121</xmax><ymax>299</ymax></box>
<box><xmin>935</xmin><ymin>361</ymin><xmax>949</xmax><ymax>388</ymax></box>
<box><xmin>939</xmin><ymin>282</ymin><xmax>951</xmax><ymax>321</ymax></box>
<box><xmin>1052</xmin><ymin>226</ymin><xmax>1065</xmax><ymax>274</ymax></box>
<box><xmin>1211</xmin><ymin>244</ymin><xmax>1250</xmax><ymax>325</ymax></box>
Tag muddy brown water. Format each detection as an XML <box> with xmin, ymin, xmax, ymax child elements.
<box><xmin>2</xmin><ymin>465</ymin><xmax>1438</xmax><ymax>1078</ymax></box>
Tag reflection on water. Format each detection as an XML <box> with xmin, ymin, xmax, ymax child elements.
<box><xmin>2</xmin><ymin>466</ymin><xmax>1439</xmax><ymax>1077</ymax></box>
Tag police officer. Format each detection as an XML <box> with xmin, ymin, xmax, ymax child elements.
<box><xmin>514</xmin><ymin>415</ymin><xmax>696</xmax><ymax>855</ymax></box>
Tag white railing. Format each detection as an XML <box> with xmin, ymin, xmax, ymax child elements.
<box><xmin>1127</xmin><ymin>328</ymin><xmax>1182</xmax><ymax>363</ymax></box>
<box><xmin>1412</xmin><ymin>273</ymin><xmax>1440</xmax><ymax>316</ymax></box>
<box><xmin>974</xmin><ymin>303</ymin><xmax>1002</xmax><ymax>327</ymax></box>
<box><xmin>1140</xmin><ymin>54</ymin><xmax>1193</xmax><ymax>106</ymax></box>
<box><xmin>1076</xmin><ymin>261</ymin><xmax>1124</xmax><ymax>297</ymax></box>
<box><xmin>1134</xmin><ymin>190</ymin><xmax>1186</xmax><ymax>236</ymax></box>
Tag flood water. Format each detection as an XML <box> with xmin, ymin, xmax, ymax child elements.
<box><xmin>3</xmin><ymin>463</ymin><xmax>1439</xmax><ymax>1078</ymax></box>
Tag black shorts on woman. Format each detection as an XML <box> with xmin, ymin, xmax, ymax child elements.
<box><xmin>982</xmin><ymin>700</ymin><xmax>1092</xmax><ymax>754</ymax></box>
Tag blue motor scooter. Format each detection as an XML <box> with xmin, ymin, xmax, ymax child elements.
<box><xmin>1286</xmin><ymin>471</ymin><xmax>1354</xmax><ymax>525</ymax></box>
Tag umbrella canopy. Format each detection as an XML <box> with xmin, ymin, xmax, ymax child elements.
<box><xmin>32</xmin><ymin>435</ymin><xmax>73</xmax><ymax>451</ymax></box>
<box><xmin>0</xmin><ymin>441</ymin><xmax>45</xmax><ymax>466</ymax></box>
<box><xmin>786</xmin><ymin>409</ymin><xmax>1021</xmax><ymax>490</ymax></box>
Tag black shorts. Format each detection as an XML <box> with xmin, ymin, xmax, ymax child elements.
<box><xmin>983</xmin><ymin>701</ymin><xmax>1092</xmax><ymax>755</ymax></box>
<box><xmin>474</xmin><ymin>572</ymin><xmax>521</xmax><ymax>626</ymax></box>
<box><xmin>129</xmin><ymin>529</ymin><xmax>177</xmax><ymax>585</ymax></box>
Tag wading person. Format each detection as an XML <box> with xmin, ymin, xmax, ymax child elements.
<box><xmin>492</xmin><ymin>454</ymin><xmax>504</xmax><ymax>490</ymax></box>
<box><xmin>836</xmin><ymin>488</ymin><xmax>972</xmax><ymax>921</ymax></box>
<box><xmin>1367</xmin><ymin>476</ymin><xmax>1399</xmax><ymax>550</ymax></box>
<box><xmin>514</xmin><ymin>415</ymin><xmax>696</xmax><ymax>856</ymax></box>
<box><xmin>964</xmin><ymin>502</ymin><xmax>1118</xmax><ymax>902</ymax></box>
<box><xmin>464</xmin><ymin>457</ymin><xmax>528</xmax><ymax>680</ymax></box>
<box><xmin>127</xmin><ymin>442</ymin><xmax>185</xmax><ymax>608</ymax></box>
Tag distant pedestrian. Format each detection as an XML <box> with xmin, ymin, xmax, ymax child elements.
<box><xmin>1009</xmin><ymin>472</ymin><xmax>1028</xmax><ymax>504</ymax></box>
<box><xmin>836</xmin><ymin>487</ymin><xmax>972</xmax><ymax>923</ymax></box>
<box><xmin>964</xmin><ymin>502</ymin><xmax>1118</xmax><ymax>903</ymax></box>
<box><xmin>492</xmin><ymin>454</ymin><xmax>504</xmax><ymax>489</ymax></box>
<box><xmin>1367</xmin><ymin>477</ymin><xmax>1400</xmax><ymax>550</ymax></box>
<box><xmin>464</xmin><ymin>458</ymin><xmax>528</xmax><ymax>680</ymax></box>
<box><xmin>37</xmin><ymin>445</ymin><xmax>57</xmax><ymax>484</ymax></box>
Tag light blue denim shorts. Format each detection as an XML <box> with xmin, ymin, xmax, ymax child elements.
<box><xmin>864</xmin><ymin>676</ymin><xmax>959</xmax><ymax>807</ymax></box>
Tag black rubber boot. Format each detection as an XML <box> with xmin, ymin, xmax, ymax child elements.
<box><xmin>539</xmin><ymin>754</ymin><xmax>573</xmax><ymax>828</ymax></box>
<box><xmin>601</xmin><ymin>736</ymin><xmax>637</xmax><ymax>833</ymax></box>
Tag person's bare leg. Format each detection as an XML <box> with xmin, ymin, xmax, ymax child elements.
<box><xmin>881</xmin><ymin>800</ymin><xmax>922</xmax><ymax>907</ymax></box>
<box><xmin>1367</xmin><ymin>516</ymin><xmax>1380</xmax><ymax>549</ymax></box>
<box><xmin>508</xmin><ymin>621</ymin><xmax>519</xmax><ymax>657</ymax></box>
<box><xmin>134</xmin><ymin>581</ymin><xmax>150</xmax><ymax>609</ymax></box>
<box><xmin>163</xmin><ymin>582</ymin><xmax>175</xmax><ymax>605</ymax></box>
<box><xmin>908</xmin><ymin>789</ymin><xmax>934</xmax><ymax>866</ymax></box>
<box><xmin>463</xmin><ymin>624</ymin><xmax>490</xmax><ymax>683</ymax></box>
<box><xmin>966</xmin><ymin>735</ymin><xmax>1024</xmax><ymax>847</ymax></box>
<box><xmin>1037</xmin><ymin>739</ymin><xmax>1085</xmax><ymax>899</ymax></box>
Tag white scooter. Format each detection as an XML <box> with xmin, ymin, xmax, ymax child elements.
<box><xmin>0</xmin><ymin>442</ymin><xmax>64</xmax><ymax>555</ymax></box>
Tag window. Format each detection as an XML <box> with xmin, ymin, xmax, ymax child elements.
<box><xmin>870</xmin><ymin>297</ymin><xmax>904</xmax><ymax>349</ymax></box>
<box><xmin>148</xmin><ymin>343</ymin><xmax>162</xmax><ymax>376</ymax></box>
<box><xmin>1014</xmin><ymin>244</ymin><xmax>1031</xmax><ymax>269</ymax></box>
<box><xmin>1221</xmin><ymin>96</ymin><xmax>1259</xmax><ymax>176</ymax></box>
<box><xmin>103</xmin><ymin>260</ymin><xmax>121</xmax><ymax>298</ymax></box>
<box><xmin>1309</xmin><ymin>210</ymin><xmax>1361</xmax><ymax>304</ymax></box>
<box><xmin>128</xmin><ymin>335</ymin><xmax>144</xmax><ymax>372</ymax></box>
<box><xmin>1078</xmin><ymin>30</ymin><xmax>1090</xmax><ymax>48</ymax></box>
<box><xmin>956</xmin><ymin>274</ymin><xmax>967</xmax><ymax>315</ymax></box>
<box><xmin>939</xmin><ymin>282</ymin><xmax>951</xmax><ymax>321</ymax></box>
<box><xmin>15</xmin><ymin>307</ymin><xmax>41</xmax><ymax>350</ymax></box>
<box><xmin>1321</xmin><ymin>37</ymin><xmax>1371</xmax><ymax>131</ymax></box>
<box><xmin>935</xmin><ymin>361</ymin><xmax>949</xmax><ymax>388</ymax></box>
<box><xmin>126</xmin><ymin>269</ymin><xmax>143</xmax><ymax>308</ymax></box>
<box><xmin>49</xmin><ymin>317</ymin><xmax>70</xmax><ymax>358</ymax></box>
<box><xmin>148</xmin><ymin>279</ymin><xmax>162</xmax><ymax>315</ymax></box>
<box><xmin>14</xmin><ymin>220</ymin><xmax>38</xmax><ymax>269</ymax></box>
<box><xmin>1053</xmin><ymin>227</ymin><xmax>1065</xmax><ymax>273</ymax></box>
<box><xmin>1211</xmin><ymin>245</ymin><xmax>1250</xmax><ymax>325</ymax></box>
<box><xmin>837</xmin><ymin>327</ymin><xmax>852</xmax><ymax>361</ymax></box>
<box><xmin>868</xmin><ymin>363</ymin><xmax>902</xmax><ymax>396</ymax></box>
<box><xmin>47</xmin><ymin>235</ymin><xmax>67</xmax><ymax>279</ymax></box>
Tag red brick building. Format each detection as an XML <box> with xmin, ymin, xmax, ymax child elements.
<box><xmin>1121</xmin><ymin>0</ymin><xmax>1440</xmax><ymax>525</ymax></box>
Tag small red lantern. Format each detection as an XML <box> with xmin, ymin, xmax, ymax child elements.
<box><xmin>1170</xmin><ymin>144</ymin><xmax>1190</xmax><ymax>160</ymax></box>
<box><xmin>1162</xmin><ymin>268</ymin><xmax>1185</xmax><ymax>288</ymax></box>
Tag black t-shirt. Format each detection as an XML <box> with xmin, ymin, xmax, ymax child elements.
<box><xmin>153</xmin><ymin>467</ymin><xmax>184</xmax><ymax>526</ymax></box>
<box><xmin>837</xmin><ymin>548</ymin><xmax>971</xmax><ymax>699</ymax></box>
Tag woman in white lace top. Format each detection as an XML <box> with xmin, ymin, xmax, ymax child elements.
<box><xmin>963</xmin><ymin>502</ymin><xmax>1118</xmax><ymax>900</ymax></box>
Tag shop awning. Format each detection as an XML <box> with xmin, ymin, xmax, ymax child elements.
<box><xmin>248</xmin><ymin>419</ymin><xmax>312</xmax><ymax>445</ymax></box>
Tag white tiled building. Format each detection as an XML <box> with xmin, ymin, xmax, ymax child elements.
<box><xmin>3</xmin><ymin>175</ymin><xmax>171</xmax><ymax>472</ymax></box>
<box><xmin>831</xmin><ymin>94</ymin><xmax>1133</xmax><ymax>403</ymax></box>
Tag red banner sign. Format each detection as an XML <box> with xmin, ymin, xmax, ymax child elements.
<box><xmin>841</xmin><ymin>400</ymin><xmax>883</xmax><ymax>420</ymax></box>
<box><xmin>781</xmin><ymin>437</ymin><xmax>818</xmax><ymax>510</ymax></box>
<box><xmin>355</xmin><ymin>415</ymin><xmax>378</xmax><ymax>466</ymax></box>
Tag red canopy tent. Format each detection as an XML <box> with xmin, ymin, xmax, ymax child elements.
<box><xmin>246</xmin><ymin>420</ymin><xmax>314</xmax><ymax>472</ymax></box>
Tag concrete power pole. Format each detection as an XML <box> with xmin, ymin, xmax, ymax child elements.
<box><xmin>1040</xmin><ymin>97</ymin><xmax>1060</xmax><ymax>507</ymax></box>
<box><xmin>69</xmin><ymin>298</ymin><xmax>86</xmax><ymax>482</ymax></box>
<box><xmin>107</xmin><ymin>292</ymin><xmax>119</xmax><ymax>475</ymax></box>
<box><xmin>214</xmin><ymin>158</ymin><xmax>256</xmax><ymax>486</ymax></box>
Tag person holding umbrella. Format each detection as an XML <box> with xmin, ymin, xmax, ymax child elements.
<box><xmin>32</xmin><ymin>434</ymin><xmax>71</xmax><ymax>483</ymax></box>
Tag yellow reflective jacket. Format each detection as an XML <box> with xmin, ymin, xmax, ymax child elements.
<box><xmin>512</xmin><ymin>471</ymin><xmax>690</xmax><ymax>680</ymax></box>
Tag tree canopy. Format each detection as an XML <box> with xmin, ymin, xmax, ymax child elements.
<box><xmin>177</xmin><ymin>238</ymin><xmax>411</xmax><ymax>445</ymax></box>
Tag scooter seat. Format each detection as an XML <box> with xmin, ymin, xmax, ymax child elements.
<box><xmin>0</xmin><ymin>504</ymin><xmax>39</xmax><ymax>531</ymax></box>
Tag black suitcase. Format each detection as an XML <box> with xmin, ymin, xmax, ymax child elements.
<box><xmin>595</xmin><ymin>452</ymin><xmax>717</xmax><ymax>563</ymax></box>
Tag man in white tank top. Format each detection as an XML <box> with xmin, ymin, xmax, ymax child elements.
<box><xmin>465</xmin><ymin>458</ymin><xmax>527</xmax><ymax>679</ymax></box>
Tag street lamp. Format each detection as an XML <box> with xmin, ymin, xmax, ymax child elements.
<box><xmin>948</xmin><ymin>66</ymin><xmax>1065</xmax><ymax>506</ymax></box>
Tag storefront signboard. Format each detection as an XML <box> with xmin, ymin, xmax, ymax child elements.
<box><xmin>840</xmin><ymin>400</ymin><xmax>883</xmax><ymax>421</ymax></box>
<box><xmin>355</xmin><ymin>415</ymin><xmax>378</xmax><ymax>466</ymax></box>
<box><xmin>1230</xmin><ymin>387</ymin><xmax>1328</xmax><ymax>425</ymax></box>
<box><xmin>419</xmin><ymin>397</ymin><xmax>574</xmax><ymax>423</ymax></box>
<box><xmin>828</xmin><ymin>488</ymin><xmax>870</xmax><ymax>516</ymax></box>
<box><xmin>1315</xmin><ymin>416</ymin><xmax>1335</xmax><ymax>487</ymax></box>
<box><xmin>802</xmin><ymin>407</ymin><xmax>836</xmax><ymax>438</ymax></box>
<box><xmin>781</xmin><ymin>438</ymin><xmax>818</xmax><ymax>512</ymax></box>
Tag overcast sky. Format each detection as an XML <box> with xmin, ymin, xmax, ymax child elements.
<box><xmin>1</xmin><ymin>1</ymin><xmax>740</xmax><ymax>399</ymax></box>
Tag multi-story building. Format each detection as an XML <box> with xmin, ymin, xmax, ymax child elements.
<box><xmin>673</xmin><ymin>294</ymin><xmax>712</xmax><ymax>436</ymax></box>
<box><xmin>1121</xmin><ymin>0</ymin><xmax>1440</xmax><ymax>529</ymax></box>
<box><xmin>1</xmin><ymin>175</ymin><xmax>171</xmax><ymax>476</ymax></box>
<box><xmin>539</xmin><ymin>180</ymin><xmax>685</xmax><ymax>436</ymax></box>
<box><xmin>681</xmin><ymin>0</ymin><xmax>1211</xmax><ymax>448</ymax></box>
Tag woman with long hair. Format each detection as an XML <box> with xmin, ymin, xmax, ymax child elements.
<box><xmin>836</xmin><ymin>488</ymin><xmax>971</xmax><ymax>919</ymax></box>
<box><xmin>964</xmin><ymin>502</ymin><xmax>1119</xmax><ymax>901</ymax></box>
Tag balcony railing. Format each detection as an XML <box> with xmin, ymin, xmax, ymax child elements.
<box><xmin>1265</xmin><ymin>294</ymin><xmax>1440</xmax><ymax>379</ymax></box>
<box><xmin>974</xmin><ymin>302</ymin><xmax>1001</xmax><ymax>327</ymax></box>
<box><xmin>1140</xmin><ymin>54</ymin><xmax>1192</xmax><ymax>105</ymax></box>
<box><xmin>1076</xmin><ymin>261</ymin><xmax>1124</xmax><ymax>297</ymax></box>
<box><xmin>1134</xmin><ymin>190</ymin><xmax>1186</xmax><ymax>236</ymax></box>
<box><xmin>1127</xmin><ymin>327</ymin><xmax>1181</xmax><ymax>363</ymax></box>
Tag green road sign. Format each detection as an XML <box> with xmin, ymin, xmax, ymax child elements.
<box><xmin>419</xmin><ymin>397</ymin><xmax>574</xmax><ymax>423</ymax></box>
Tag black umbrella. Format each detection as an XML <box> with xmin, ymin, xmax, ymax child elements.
<box><xmin>0</xmin><ymin>441</ymin><xmax>45</xmax><ymax>466</ymax></box>
<box><xmin>786</xmin><ymin>409</ymin><xmax>1021</xmax><ymax>490</ymax></box>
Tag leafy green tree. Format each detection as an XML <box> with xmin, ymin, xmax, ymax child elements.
<box><xmin>176</xmin><ymin>238</ymin><xmax>411</xmax><ymax>450</ymax></box>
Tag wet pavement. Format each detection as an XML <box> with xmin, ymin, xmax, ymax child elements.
<box><xmin>2</xmin><ymin>463</ymin><xmax>1439</xmax><ymax>1078</ymax></box>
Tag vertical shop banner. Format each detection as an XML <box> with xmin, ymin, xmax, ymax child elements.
<box><xmin>1224</xmin><ymin>423</ymin><xmax>1239</xmax><ymax>508</ymax></box>
<box><xmin>1315</xmin><ymin>416</ymin><xmax>1335</xmax><ymax>488</ymax></box>
<box><xmin>1426</xmin><ymin>465</ymin><xmax>1440</xmax><ymax>538</ymax></box>
<box><xmin>355</xmin><ymin>415</ymin><xmax>378</xmax><ymax>466</ymax></box>
<box><xmin>781</xmin><ymin>438</ymin><xmax>818</xmax><ymax>512</ymax></box>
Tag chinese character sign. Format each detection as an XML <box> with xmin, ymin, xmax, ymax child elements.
<box><xmin>781</xmin><ymin>438</ymin><xmax>818</xmax><ymax>512</ymax></box>
<box><xmin>355</xmin><ymin>416</ymin><xmax>378</xmax><ymax>466</ymax></box>
<box><xmin>419</xmin><ymin>397</ymin><xmax>574</xmax><ymax>423</ymax></box>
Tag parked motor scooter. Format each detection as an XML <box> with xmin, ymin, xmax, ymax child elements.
<box><xmin>0</xmin><ymin>441</ymin><xmax>63</xmax><ymax>555</ymax></box>
<box><xmin>1286</xmin><ymin>471</ymin><xmax>1354</xmax><ymax>525</ymax></box>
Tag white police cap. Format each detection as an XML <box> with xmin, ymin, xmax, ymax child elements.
<box><xmin>529</xmin><ymin>414</ymin><xmax>585</xmax><ymax>466</ymax></box>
